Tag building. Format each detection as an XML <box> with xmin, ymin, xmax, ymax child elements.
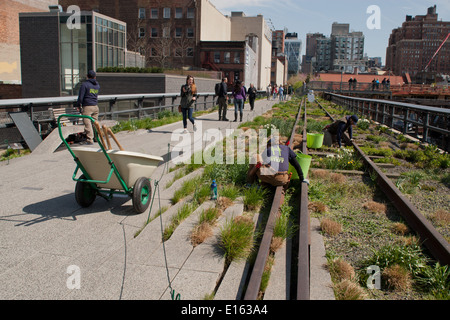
<box><xmin>0</xmin><ymin>0</ymin><xmax>56</xmax><ymax>84</ymax></box>
<box><xmin>302</xmin><ymin>33</ymin><xmax>328</xmax><ymax>74</ymax></box>
<box><xmin>19</xmin><ymin>9</ymin><xmax>127</xmax><ymax>97</ymax></box>
<box><xmin>199</xmin><ymin>35</ymin><xmax>259</xmax><ymax>88</ymax></box>
<box><xmin>330</xmin><ymin>23</ymin><xmax>366</xmax><ymax>73</ymax></box>
<box><xmin>385</xmin><ymin>5</ymin><xmax>450</xmax><ymax>84</ymax></box>
<box><xmin>304</xmin><ymin>23</ymin><xmax>367</xmax><ymax>74</ymax></box>
<box><xmin>285</xmin><ymin>32</ymin><xmax>302</xmax><ymax>78</ymax></box>
<box><xmin>59</xmin><ymin>1</ymin><xmax>273</xmax><ymax>89</ymax></box>
<box><xmin>59</xmin><ymin>0</ymin><xmax>198</xmax><ymax>69</ymax></box>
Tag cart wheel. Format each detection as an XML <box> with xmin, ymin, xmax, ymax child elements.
<box><xmin>75</xmin><ymin>174</ymin><xmax>96</xmax><ymax>207</ymax></box>
<box><xmin>132</xmin><ymin>177</ymin><xmax>152</xmax><ymax>213</ymax></box>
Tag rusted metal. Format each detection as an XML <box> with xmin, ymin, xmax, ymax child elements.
<box><xmin>297</xmin><ymin>98</ymin><xmax>310</xmax><ymax>300</ymax></box>
<box><xmin>243</xmin><ymin>98</ymin><xmax>305</xmax><ymax>300</ymax></box>
<box><xmin>353</xmin><ymin>143</ymin><xmax>450</xmax><ymax>265</ymax></box>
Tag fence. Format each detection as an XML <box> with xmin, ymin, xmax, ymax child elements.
<box><xmin>325</xmin><ymin>92</ymin><xmax>450</xmax><ymax>151</ymax></box>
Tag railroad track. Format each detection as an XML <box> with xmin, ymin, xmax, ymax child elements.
<box><xmin>241</xmin><ymin>95</ymin><xmax>449</xmax><ymax>301</ymax></box>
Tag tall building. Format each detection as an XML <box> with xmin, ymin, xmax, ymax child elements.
<box><xmin>330</xmin><ymin>23</ymin><xmax>366</xmax><ymax>73</ymax></box>
<box><xmin>385</xmin><ymin>5</ymin><xmax>450</xmax><ymax>84</ymax></box>
<box><xmin>285</xmin><ymin>32</ymin><xmax>302</xmax><ymax>78</ymax></box>
<box><xmin>304</xmin><ymin>23</ymin><xmax>367</xmax><ymax>74</ymax></box>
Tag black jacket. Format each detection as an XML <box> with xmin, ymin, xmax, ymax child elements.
<box><xmin>77</xmin><ymin>79</ymin><xmax>100</xmax><ymax>107</ymax></box>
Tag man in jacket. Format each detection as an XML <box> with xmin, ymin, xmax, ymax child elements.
<box><xmin>217</xmin><ymin>77</ymin><xmax>229</xmax><ymax>121</ymax></box>
<box><xmin>76</xmin><ymin>70</ymin><xmax>100</xmax><ymax>145</ymax></box>
<box><xmin>323</xmin><ymin>115</ymin><xmax>358</xmax><ymax>148</ymax></box>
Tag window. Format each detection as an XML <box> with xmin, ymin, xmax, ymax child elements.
<box><xmin>187</xmin><ymin>28</ymin><xmax>194</xmax><ymax>38</ymax></box>
<box><xmin>139</xmin><ymin>8</ymin><xmax>146</xmax><ymax>19</ymax></box>
<box><xmin>163</xmin><ymin>8</ymin><xmax>171</xmax><ymax>19</ymax></box>
<box><xmin>214</xmin><ymin>52</ymin><xmax>220</xmax><ymax>63</ymax></box>
<box><xmin>187</xmin><ymin>8</ymin><xmax>195</xmax><ymax>19</ymax></box>
<box><xmin>175</xmin><ymin>48</ymin><xmax>183</xmax><ymax>57</ymax></box>
<box><xmin>187</xmin><ymin>48</ymin><xmax>194</xmax><ymax>57</ymax></box>
<box><xmin>224</xmin><ymin>52</ymin><xmax>230</xmax><ymax>63</ymax></box>
<box><xmin>139</xmin><ymin>27</ymin><xmax>145</xmax><ymax>38</ymax></box>
<box><xmin>234</xmin><ymin>52</ymin><xmax>241</xmax><ymax>64</ymax></box>
<box><xmin>175</xmin><ymin>8</ymin><xmax>183</xmax><ymax>19</ymax></box>
<box><xmin>175</xmin><ymin>27</ymin><xmax>182</xmax><ymax>38</ymax></box>
<box><xmin>151</xmin><ymin>28</ymin><xmax>158</xmax><ymax>38</ymax></box>
<box><xmin>151</xmin><ymin>8</ymin><xmax>158</xmax><ymax>19</ymax></box>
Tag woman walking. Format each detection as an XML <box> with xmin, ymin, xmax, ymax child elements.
<box><xmin>232</xmin><ymin>80</ymin><xmax>246</xmax><ymax>122</ymax></box>
<box><xmin>180</xmin><ymin>75</ymin><xmax>197</xmax><ymax>133</ymax></box>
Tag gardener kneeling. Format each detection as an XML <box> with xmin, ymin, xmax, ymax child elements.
<box><xmin>247</xmin><ymin>137</ymin><xmax>308</xmax><ymax>187</ymax></box>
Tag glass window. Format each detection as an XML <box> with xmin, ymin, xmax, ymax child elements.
<box><xmin>224</xmin><ymin>52</ymin><xmax>230</xmax><ymax>63</ymax></box>
<box><xmin>163</xmin><ymin>8</ymin><xmax>171</xmax><ymax>19</ymax></box>
<box><xmin>187</xmin><ymin>28</ymin><xmax>194</xmax><ymax>38</ymax></box>
<box><xmin>175</xmin><ymin>8</ymin><xmax>182</xmax><ymax>19</ymax></box>
<box><xmin>214</xmin><ymin>52</ymin><xmax>220</xmax><ymax>63</ymax></box>
<box><xmin>234</xmin><ymin>52</ymin><xmax>241</xmax><ymax>64</ymax></box>
<box><xmin>175</xmin><ymin>27</ymin><xmax>182</xmax><ymax>38</ymax></box>
<box><xmin>151</xmin><ymin>28</ymin><xmax>158</xmax><ymax>38</ymax></box>
<box><xmin>187</xmin><ymin>48</ymin><xmax>194</xmax><ymax>57</ymax></box>
<box><xmin>187</xmin><ymin>8</ymin><xmax>195</xmax><ymax>19</ymax></box>
<box><xmin>163</xmin><ymin>27</ymin><xmax>170</xmax><ymax>38</ymax></box>
<box><xmin>139</xmin><ymin>27</ymin><xmax>145</xmax><ymax>38</ymax></box>
<box><xmin>139</xmin><ymin>8</ymin><xmax>146</xmax><ymax>19</ymax></box>
<box><xmin>151</xmin><ymin>8</ymin><xmax>158</xmax><ymax>19</ymax></box>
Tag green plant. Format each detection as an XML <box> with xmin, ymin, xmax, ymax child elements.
<box><xmin>219</xmin><ymin>216</ymin><xmax>255</xmax><ymax>263</ymax></box>
<box><xmin>416</xmin><ymin>263</ymin><xmax>450</xmax><ymax>299</ymax></box>
<box><xmin>163</xmin><ymin>203</ymin><xmax>196</xmax><ymax>241</ymax></box>
<box><xmin>243</xmin><ymin>185</ymin><xmax>268</xmax><ymax>211</ymax></box>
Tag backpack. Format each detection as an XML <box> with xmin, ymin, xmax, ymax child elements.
<box><xmin>215</xmin><ymin>82</ymin><xmax>221</xmax><ymax>96</ymax></box>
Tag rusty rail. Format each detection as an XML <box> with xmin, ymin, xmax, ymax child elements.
<box><xmin>243</xmin><ymin>97</ymin><xmax>305</xmax><ymax>300</ymax></box>
<box><xmin>297</xmin><ymin>98</ymin><xmax>310</xmax><ymax>300</ymax></box>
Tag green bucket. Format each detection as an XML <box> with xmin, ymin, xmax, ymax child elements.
<box><xmin>289</xmin><ymin>153</ymin><xmax>312</xmax><ymax>179</ymax></box>
<box><xmin>307</xmin><ymin>133</ymin><xmax>324</xmax><ymax>149</ymax></box>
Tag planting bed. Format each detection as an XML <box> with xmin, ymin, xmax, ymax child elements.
<box><xmin>306</xmin><ymin>98</ymin><xmax>449</xmax><ymax>300</ymax></box>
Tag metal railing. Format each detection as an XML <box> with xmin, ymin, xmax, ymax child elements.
<box><xmin>325</xmin><ymin>92</ymin><xmax>450</xmax><ymax>151</ymax></box>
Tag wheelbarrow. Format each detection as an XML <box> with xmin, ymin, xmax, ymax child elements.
<box><xmin>58</xmin><ymin>114</ymin><xmax>163</xmax><ymax>213</ymax></box>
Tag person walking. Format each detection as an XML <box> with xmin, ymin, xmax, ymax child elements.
<box><xmin>232</xmin><ymin>80</ymin><xmax>246</xmax><ymax>122</ymax></box>
<box><xmin>76</xmin><ymin>70</ymin><xmax>100</xmax><ymax>145</ymax></box>
<box><xmin>323</xmin><ymin>115</ymin><xmax>359</xmax><ymax>148</ymax></box>
<box><xmin>248</xmin><ymin>83</ymin><xmax>257</xmax><ymax>111</ymax></box>
<box><xmin>279</xmin><ymin>85</ymin><xmax>284</xmax><ymax>101</ymax></box>
<box><xmin>217</xmin><ymin>77</ymin><xmax>229</xmax><ymax>121</ymax></box>
<box><xmin>180</xmin><ymin>75</ymin><xmax>197</xmax><ymax>133</ymax></box>
<box><xmin>266</xmin><ymin>84</ymin><xmax>272</xmax><ymax>100</ymax></box>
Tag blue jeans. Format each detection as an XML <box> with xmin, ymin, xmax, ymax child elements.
<box><xmin>182</xmin><ymin>107</ymin><xmax>194</xmax><ymax>128</ymax></box>
<box><xmin>234</xmin><ymin>98</ymin><xmax>244</xmax><ymax>114</ymax></box>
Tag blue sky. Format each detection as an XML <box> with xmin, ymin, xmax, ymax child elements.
<box><xmin>209</xmin><ymin>0</ymin><xmax>450</xmax><ymax>65</ymax></box>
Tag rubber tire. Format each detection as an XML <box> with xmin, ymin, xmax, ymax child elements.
<box><xmin>75</xmin><ymin>174</ymin><xmax>96</xmax><ymax>207</ymax></box>
<box><xmin>132</xmin><ymin>177</ymin><xmax>152</xmax><ymax>213</ymax></box>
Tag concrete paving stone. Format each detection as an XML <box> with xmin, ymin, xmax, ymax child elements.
<box><xmin>263</xmin><ymin>243</ymin><xmax>290</xmax><ymax>300</ymax></box>
<box><xmin>310</xmin><ymin>218</ymin><xmax>335</xmax><ymax>300</ymax></box>
<box><xmin>160</xmin><ymin>268</ymin><xmax>220</xmax><ymax>300</ymax></box>
<box><xmin>0</xmin><ymin>252</ymin><xmax>74</xmax><ymax>300</ymax></box>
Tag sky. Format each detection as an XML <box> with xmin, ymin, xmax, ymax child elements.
<box><xmin>209</xmin><ymin>0</ymin><xmax>450</xmax><ymax>65</ymax></box>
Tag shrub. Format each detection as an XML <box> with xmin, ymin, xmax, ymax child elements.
<box><xmin>219</xmin><ymin>216</ymin><xmax>255</xmax><ymax>263</ymax></box>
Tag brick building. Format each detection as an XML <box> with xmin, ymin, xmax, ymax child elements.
<box><xmin>59</xmin><ymin>0</ymin><xmax>198</xmax><ymax>69</ymax></box>
<box><xmin>0</xmin><ymin>0</ymin><xmax>55</xmax><ymax>85</ymax></box>
<box><xmin>385</xmin><ymin>5</ymin><xmax>450</xmax><ymax>84</ymax></box>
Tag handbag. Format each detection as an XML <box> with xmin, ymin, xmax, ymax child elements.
<box><xmin>178</xmin><ymin>105</ymin><xmax>182</xmax><ymax>112</ymax></box>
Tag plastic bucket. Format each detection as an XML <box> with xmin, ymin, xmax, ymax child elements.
<box><xmin>307</xmin><ymin>133</ymin><xmax>324</xmax><ymax>149</ymax></box>
<box><xmin>289</xmin><ymin>153</ymin><xmax>312</xmax><ymax>179</ymax></box>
